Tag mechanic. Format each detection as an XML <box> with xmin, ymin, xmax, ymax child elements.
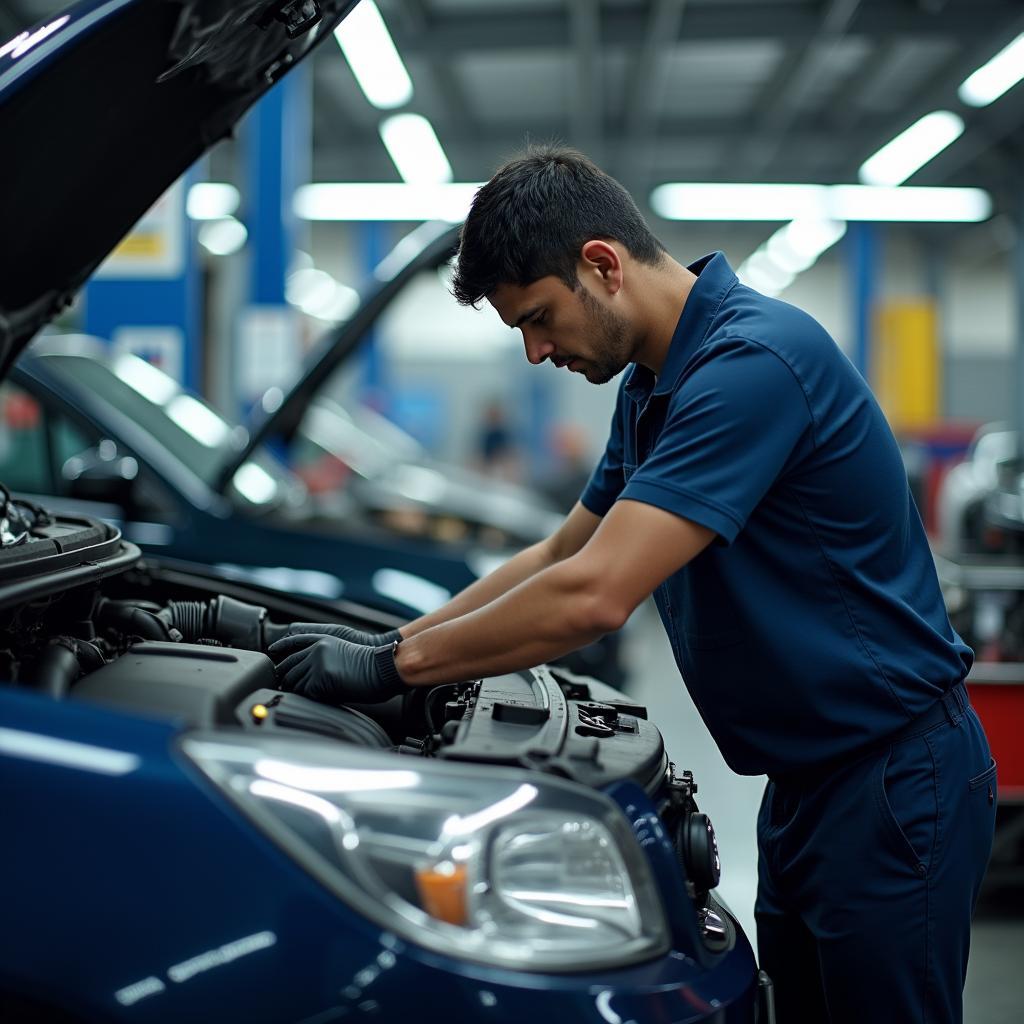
<box><xmin>270</xmin><ymin>146</ymin><xmax>996</xmax><ymax>1023</ymax></box>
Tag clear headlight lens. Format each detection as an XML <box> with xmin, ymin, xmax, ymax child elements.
<box><xmin>182</xmin><ymin>733</ymin><xmax>668</xmax><ymax>971</ymax></box>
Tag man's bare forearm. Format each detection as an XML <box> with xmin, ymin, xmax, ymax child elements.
<box><xmin>399</xmin><ymin>540</ymin><xmax>556</xmax><ymax>638</ymax></box>
<box><xmin>398</xmin><ymin>502</ymin><xmax>602</xmax><ymax>639</ymax></box>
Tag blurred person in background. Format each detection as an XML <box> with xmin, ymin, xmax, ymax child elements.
<box><xmin>474</xmin><ymin>397</ymin><xmax>522</xmax><ymax>482</ymax></box>
<box><xmin>540</xmin><ymin>422</ymin><xmax>594</xmax><ymax>513</ymax></box>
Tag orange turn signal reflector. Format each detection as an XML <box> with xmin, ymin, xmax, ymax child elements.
<box><xmin>414</xmin><ymin>862</ymin><xmax>468</xmax><ymax>926</ymax></box>
<box><xmin>251</xmin><ymin>704</ymin><xmax>269</xmax><ymax>722</ymax></box>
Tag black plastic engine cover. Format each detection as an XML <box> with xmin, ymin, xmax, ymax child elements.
<box><xmin>438</xmin><ymin>667</ymin><xmax>666</xmax><ymax>794</ymax></box>
<box><xmin>74</xmin><ymin>642</ymin><xmax>275</xmax><ymax>726</ymax></box>
<box><xmin>234</xmin><ymin>687</ymin><xmax>392</xmax><ymax>748</ymax></box>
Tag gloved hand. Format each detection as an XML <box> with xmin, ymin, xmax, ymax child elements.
<box><xmin>268</xmin><ymin>633</ymin><xmax>405</xmax><ymax>704</ymax></box>
<box><xmin>284</xmin><ymin>622</ymin><xmax>402</xmax><ymax>647</ymax></box>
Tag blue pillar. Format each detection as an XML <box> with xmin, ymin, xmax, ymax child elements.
<box><xmin>84</xmin><ymin>170</ymin><xmax>201</xmax><ymax>390</ymax></box>
<box><xmin>235</xmin><ymin>64</ymin><xmax>310</xmax><ymax>416</ymax></box>
<box><xmin>359</xmin><ymin>221</ymin><xmax>391</xmax><ymax>414</ymax></box>
<box><xmin>846</xmin><ymin>222</ymin><xmax>879</xmax><ymax>384</ymax></box>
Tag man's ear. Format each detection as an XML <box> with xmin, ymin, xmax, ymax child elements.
<box><xmin>579</xmin><ymin>240</ymin><xmax>623</xmax><ymax>295</ymax></box>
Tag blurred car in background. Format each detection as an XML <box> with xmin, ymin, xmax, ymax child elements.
<box><xmin>5</xmin><ymin>225</ymin><xmax>563</xmax><ymax>620</ymax></box>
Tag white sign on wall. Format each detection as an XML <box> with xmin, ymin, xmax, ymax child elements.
<box><xmin>95</xmin><ymin>180</ymin><xmax>186</xmax><ymax>279</ymax></box>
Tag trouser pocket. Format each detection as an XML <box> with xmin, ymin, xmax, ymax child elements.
<box><xmin>873</xmin><ymin>736</ymin><xmax>937</xmax><ymax>876</ymax></box>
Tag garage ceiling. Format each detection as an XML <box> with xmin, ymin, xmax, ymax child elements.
<box><xmin>6</xmin><ymin>0</ymin><xmax>1024</xmax><ymax>215</ymax></box>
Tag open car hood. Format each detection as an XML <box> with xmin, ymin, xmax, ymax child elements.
<box><xmin>215</xmin><ymin>223</ymin><xmax>461</xmax><ymax>492</ymax></box>
<box><xmin>0</xmin><ymin>0</ymin><xmax>358</xmax><ymax>379</ymax></box>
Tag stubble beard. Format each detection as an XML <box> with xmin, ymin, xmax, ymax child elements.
<box><xmin>577</xmin><ymin>288</ymin><xmax>637</xmax><ymax>385</ymax></box>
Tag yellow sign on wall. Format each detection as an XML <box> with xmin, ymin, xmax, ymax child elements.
<box><xmin>873</xmin><ymin>299</ymin><xmax>939</xmax><ymax>433</ymax></box>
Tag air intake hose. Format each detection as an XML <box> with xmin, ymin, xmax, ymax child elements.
<box><xmin>162</xmin><ymin>595</ymin><xmax>288</xmax><ymax>651</ymax></box>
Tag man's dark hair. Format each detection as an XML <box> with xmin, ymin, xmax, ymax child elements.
<box><xmin>451</xmin><ymin>145</ymin><xmax>666</xmax><ymax>307</ymax></box>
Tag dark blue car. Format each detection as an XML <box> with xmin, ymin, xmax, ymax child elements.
<box><xmin>0</xmin><ymin>1</ymin><xmax>766</xmax><ymax>1020</ymax></box>
<box><xmin>6</xmin><ymin>217</ymin><xmax>559</xmax><ymax>622</ymax></box>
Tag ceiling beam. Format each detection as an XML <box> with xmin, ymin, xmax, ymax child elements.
<box><xmin>388</xmin><ymin>3</ymin><xmax>1024</xmax><ymax>57</ymax></box>
<box><xmin>914</xmin><ymin>86</ymin><xmax>1024</xmax><ymax>186</ymax></box>
<box><xmin>397</xmin><ymin>0</ymin><xmax>477</xmax><ymax>144</ymax></box>
<box><xmin>839</xmin><ymin>11</ymin><xmax>1024</xmax><ymax>183</ymax></box>
<box><xmin>568</xmin><ymin>0</ymin><xmax>602</xmax><ymax>161</ymax></box>
<box><xmin>734</xmin><ymin>0</ymin><xmax>862</xmax><ymax>177</ymax></box>
<box><xmin>618</xmin><ymin>0</ymin><xmax>688</xmax><ymax>189</ymax></box>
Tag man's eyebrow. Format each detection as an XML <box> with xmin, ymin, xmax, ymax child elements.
<box><xmin>512</xmin><ymin>306</ymin><xmax>542</xmax><ymax>329</ymax></box>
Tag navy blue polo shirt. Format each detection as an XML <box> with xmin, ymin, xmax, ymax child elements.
<box><xmin>581</xmin><ymin>252</ymin><xmax>972</xmax><ymax>777</ymax></box>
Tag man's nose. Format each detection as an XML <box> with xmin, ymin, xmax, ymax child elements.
<box><xmin>523</xmin><ymin>332</ymin><xmax>555</xmax><ymax>366</ymax></box>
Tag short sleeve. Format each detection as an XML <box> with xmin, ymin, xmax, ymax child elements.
<box><xmin>621</xmin><ymin>339</ymin><xmax>814</xmax><ymax>544</ymax></box>
<box><xmin>580</xmin><ymin>376</ymin><xmax>630</xmax><ymax>517</ymax></box>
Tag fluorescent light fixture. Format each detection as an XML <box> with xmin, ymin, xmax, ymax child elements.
<box><xmin>738</xmin><ymin>217</ymin><xmax>848</xmax><ymax>297</ymax></box>
<box><xmin>187</xmin><ymin>183</ymin><xmax>240</xmax><ymax>220</ymax></box>
<box><xmin>650</xmin><ymin>182</ymin><xmax>990</xmax><ymax>223</ymax></box>
<box><xmin>830</xmin><ymin>184</ymin><xmax>989</xmax><ymax>222</ymax></box>
<box><xmin>379</xmin><ymin>113</ymin><xmax>453</xmax><ymax>185</ymax></box>
<box><xmin>959</xmin><ymin>31</ymin><xmax>1024</xmax><ymax>107</ymax></box>
<box><xmin>651</xmin><ymin>182</ymin><xmax>828</xmax><ymax>222</ymax></box>
<box><xmin>766</xmin><ymin>218</ymin><xmax>847</xmax><ymax>274</ymax></box>
<box><xmin>858</xmin><ymin>110</ymin><xmax>964</xmax><ymax>186</ymax></box>
<box><xmin>198</xmin><ymin>216</ymin><xmax>248</xmax><ymax>256</ymax></box>
<box><xmin>294</xmin><ymin>182</ymin><xmax>481</xmax><ymax>222</ymax></box>
<box><xmin>740</xmin><ymin>251</ymin><xmax>795</xmax><ymax>295</ymax></box>
<box><xmin>334</xmin><ymin>0</ymin><xmax>413</xmax><ymax>109</ymax></box>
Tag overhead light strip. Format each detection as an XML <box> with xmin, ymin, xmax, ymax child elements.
<box><xmin>379</xmin><ymin>113</ymin><xmax>453</xmax><ymax>185</ymax></box>
<box><xmin>649</xmin><ymin>183</ymin><xmax>991</xmax><ymax>223</ymax></box>
<box><xmin>333</xmin><ymin>0</ymin><xmax>413</xmax><ymax>110</ymax></box>
<box><xmin>858</xmin><ymin>110</ymin><xmax>964</xmax><ymax>186</ymax></box>
<box><xmin>959</xmin><ymin>31</ymin><xmax>1024</xmax><ymax>108</ymax></box>
<box><xmin>295</xmin><ymin>183</ymin><xmax>481</xmax><ymax>222</ymax></box>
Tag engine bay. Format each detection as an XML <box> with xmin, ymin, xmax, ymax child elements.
<box><xmin>0</xmin><ymin>508</ymin><xmax>728</xmax><ymax>946</ymax></box>
<box><xmin>3</xmin><ymin>579</ymin><xmax>667</xmax><ymax>789</ymax></box>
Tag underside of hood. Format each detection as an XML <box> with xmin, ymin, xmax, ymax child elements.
<box><xmin>0</xmin><ymin>0</ymin><xmax>358</xmax><ymax>378</ymax></box>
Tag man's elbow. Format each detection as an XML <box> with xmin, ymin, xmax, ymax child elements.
<box><xmin>568</xmin><ymin>580</ymin><xmax>633</xmax><ymax>636</ymax></box>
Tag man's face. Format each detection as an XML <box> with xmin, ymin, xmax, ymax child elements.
<box><xmin>489</xmin><ymin>275</ymin><xmax>637</xmax><ymax>385</ymax></box>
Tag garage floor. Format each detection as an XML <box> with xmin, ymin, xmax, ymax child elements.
<box><xmin>623</xmin><ymin>603</ymin><xmax>1024</xmax><ymax>1023</ymax></box>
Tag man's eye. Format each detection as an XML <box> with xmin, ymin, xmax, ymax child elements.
<box><xmin>532</xmin><ymin>313</ymin><xmax>546</xmax><ymax>326</ymax></box>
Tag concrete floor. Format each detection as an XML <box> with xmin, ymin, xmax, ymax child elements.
<box><xmin>621</xmin><ymin>602</ymin><xmax>1024</xmax><ymax>1023</ymax></box>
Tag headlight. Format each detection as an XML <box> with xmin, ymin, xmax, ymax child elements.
<box><xmin>182</xmin><ymin>733</ymin><xmax>669</xmax><ymax>971</ymax></box>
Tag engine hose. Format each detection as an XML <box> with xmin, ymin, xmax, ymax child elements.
<box><xmin>95</xmin><ymin>598</ymin><xmax>172</xmax><ymax>641</ymax></box>
<box><xmin>71</xmin><ymin>638</ymin><xmax>105</xmax><ymax>674</ymax></box>
<box><xmin>33</xmin><ymin>641</ymin><xmax>82</xmax><ymax>698</ymax></box>
<box><xmin>163</xmin><ymin>596</ymin><xmax>272</xmax><ymax>651</ymax></box>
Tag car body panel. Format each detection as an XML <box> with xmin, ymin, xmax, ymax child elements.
<box><xmin>1</xmin><ymin>685</ymin><xmax>758</xmax><ymax>1023</ymax></box>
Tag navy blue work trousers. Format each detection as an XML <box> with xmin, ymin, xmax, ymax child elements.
<box><xmin>756</xmin><ymin>697</ymin><xmax>997</xmax><ymax>1023</ymax></box>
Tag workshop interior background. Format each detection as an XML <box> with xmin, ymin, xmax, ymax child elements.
<box><xmin>3</xmin><ymin>1</ymin><xmax>1024</xmax><ymax>1021</ymax></box>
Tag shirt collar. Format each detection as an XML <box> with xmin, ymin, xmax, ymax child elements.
<box><xmin>623</xmin><ymin>251</ymin><xmax>738</xmax><ymax>404</ymax></box>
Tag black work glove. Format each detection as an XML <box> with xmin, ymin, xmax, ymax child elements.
<box><xmin>268</xmin><ymin>634</ymin><xmax>405</xmax><ymax>704</ymax></box>
<box><xmin>284</xmin><ymin>622</ymin><xmax>402</xmax><ymax>647</ymax></box>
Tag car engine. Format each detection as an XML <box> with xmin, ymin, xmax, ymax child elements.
<box><xmin>0</xmin><ymin>506</ymin><xmax>728</xmax><ymax>948</ymax></box>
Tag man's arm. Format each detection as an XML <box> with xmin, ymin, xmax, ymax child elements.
<box><xmin>399</xmin><ymin>501</ymin><xmax>603</xmax><ymax>638</ymax></box>
<box><xmin>395</xmin><ymin>499</ymin><xmax>714</xmax><ymax>685</ymax></box>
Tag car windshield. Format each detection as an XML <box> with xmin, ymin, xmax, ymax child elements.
<box><xmin>34</xmin><ymin>350</ymin><xmax>297</xmax><ymax>507</ymax></box>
